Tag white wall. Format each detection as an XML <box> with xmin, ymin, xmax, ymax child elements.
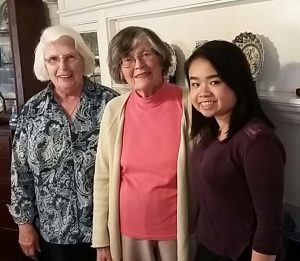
<box><xmin>58</xmin><ymin>0</ymin><xmax>300</xmax><ymax>93</ymax></box>
<box><xmin>57</xmin><ymin>0</ymin><xmax>300</xmax><ymax>213</ymax></box>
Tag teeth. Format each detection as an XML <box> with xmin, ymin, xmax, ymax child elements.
<box><xmin>201</xmin><ymin>101</ymin><xmax>214</xmax><ymax>106</ymax></box>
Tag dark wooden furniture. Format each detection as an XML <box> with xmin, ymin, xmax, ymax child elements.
<box><xmin>0</xmin><ymin>0</ymin><xmax>46</xmax><ymax>260</ymax></box>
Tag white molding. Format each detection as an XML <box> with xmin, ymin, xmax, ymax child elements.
<box><xmin>262</xmin><ymin>103</ymin><xmax>300</xmax><ymax>126</ymax></box>
<box><xmin>58</xmin><ymin>0</ymin><xmax>276</xmax><ymax>89</ymax></box>
<box><xmin>58</xmin><ymin>0</ymin><xmax>273</xmax><ymax>16</ymax></box>
<box><xmin>57</xmin><ymin>0</ymin><xmax>143</xmax><ymax>16</ymax></box>
<box><xmin>258</xmin><ymin>90</ymin><xmax>300</xmax><ymax>106</ymax></box>
<box><xmin>42</xmin><ymin>0</ymin><xmax>57</xmax><ymax>3</ymax></box>
<box><xmin>260</xmin><ymin>91</ymin><xmax>300</xmax><ymax>125</ymax></box>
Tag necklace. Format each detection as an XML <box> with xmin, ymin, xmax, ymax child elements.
<box><xmin>56</xmin><ymin>96</ymin><xmax>80</xmax><ymax>118</ymax></box>
<box><xmin>69</xmin><ymin>96</ymin><xmax>80</xmax><ymax>118</ymax></box>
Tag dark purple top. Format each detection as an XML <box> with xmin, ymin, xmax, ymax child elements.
<box><xmin>190</xmin><ymin>119</ymin><xmax>285</xmax><ymax>260</ymax></box>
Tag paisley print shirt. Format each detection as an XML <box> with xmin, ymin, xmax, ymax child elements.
<box><xmin>8</xmin><ymin>79</ymin><xmax>118</xmax><ymax>244</ymax></box>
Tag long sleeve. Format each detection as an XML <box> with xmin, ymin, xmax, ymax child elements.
<box><xmin>8</xmin><ymin>112</ymin><xmax>37</xmax><ymax>224</ymax></box>
<box><xmin>92</xmin><ymin>104</ymin><xmax>111</xmax><ymax>248</ymax></box>
<box><xmin>244</xmin><ymin>134</ymin><xmax>285</xmax><ymax>254</ymax></box>
<box><xmin>189</xmin><ymin>156</ymin><xmax>200</xmax><ymax>234</ymax></box>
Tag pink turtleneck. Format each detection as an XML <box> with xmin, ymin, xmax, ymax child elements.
<box><xmin>120</xmin><ymin>82</ymin><xmax>183</xmax><ymax>240</ymax></box>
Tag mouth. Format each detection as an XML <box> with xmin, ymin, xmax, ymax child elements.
<box><xmin>134</xmin><ymin>72</ymin><xmax>151</xmax><ymax>78</ymax></box>
<box><xmin>201</xmin><ymin>101</ymin><xmax>215</xmax><ymax>106</ymax></box>
<box><xmin>200</xmin><ymin>101</ymin><xmax>216</xmax><ymax>108</ymax></box>
<box><xmin>57</xmin><ymin>74</ymin><xmax>72</xmax><ymax>79</ymax></box>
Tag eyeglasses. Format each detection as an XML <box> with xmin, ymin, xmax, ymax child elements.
<box><xmin>44</xmin><ymin>54</ymin><xmax>78</xmax><ymax>66</ymax></box>
<box><xmin>121</xmin><ymin>49</ymin><xmax>157</xmax><ymax>68</ymax></box>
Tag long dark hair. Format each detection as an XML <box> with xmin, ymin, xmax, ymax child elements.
<box><xmin>184</xmin><ymin>40</ymin><xmax>274</xmax><ymax>144</ymax></box>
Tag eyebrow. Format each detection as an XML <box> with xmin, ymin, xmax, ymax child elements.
<box><xmin>45</xmin><ymin>51</ymin><xmax>78</xmax><ymax>57</ymax></box>
<box><xmin>126</xmin><ymin>49</ymin><xmax>153</xmax><ymax>56</ymax></box>
<box><xmin>189</xmin><ymin>74</ymin><xmax>219</xmax><ymax>81</ymax></box>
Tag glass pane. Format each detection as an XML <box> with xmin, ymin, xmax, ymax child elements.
<box><xmin>0</xmin><ymin>0</ymin><xmax>16</xmax><ymax>114</ymax></box>
<box><xmin>81</xmin><ymin>32</ymin><xmax>99</xmax><ymax>56</ymax></box>
<box><xmin>0</xmin><ymin>0</ymin><xmax>9</xmax><ymax>33</ymax></box>
<box><xmin>81</xmin><ymin>32</ymin><xmax>101</xmax><ymax>84</ymax></box>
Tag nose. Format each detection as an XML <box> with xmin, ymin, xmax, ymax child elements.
<box><xmin>58</xmin><ymin>57</ymin><xmax>68</xmax><ymax>68</ymax></box>
<box><xmin>197</xmin><ymin>84</ymin><xmax>211</xmax><ymax>98</ymax></box>
<box><xmin>134</xmin><ymin>56</ymin><xmax>145</xmax><ymax>69</ymax></box>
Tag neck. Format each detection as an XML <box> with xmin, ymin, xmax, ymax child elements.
<box><xmin>218</xmin><ymin>129</ymin><xmax>228</xmax><ymax>141</ymax></box>
<box><xmin>53</xmin><ymin>78</ymin><xmax>84</xmax><ymax>99</ymax></box>
<box><xmin>216</xmin><ymin>119</ymin><xmax>230</xmax><ymax>141</ymax></box>
<box><xmin>136</xmin><ymin>80</ymin><xmax>164</xmax><ymax>98</ymax></box>
<box><xmin>54</xmin><ymin>91</ymin><xmax>82</xmax><ymax>119</ymax></box>
<box><xmin>54</xmin><ymin>87</ymin><xmax>83</xmax><ymax>100</ymax></box>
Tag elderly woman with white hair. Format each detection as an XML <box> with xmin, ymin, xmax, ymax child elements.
<box><xmin>8</xmin><ymin>24</ymin><xmax>118</xmax><ymax>261</ymax></box>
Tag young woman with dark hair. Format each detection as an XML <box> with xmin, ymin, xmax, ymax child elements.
<box><xmin>185</xmin><ymin>40</ymin><xmax>285</xmax><ymax>261</ymax></box>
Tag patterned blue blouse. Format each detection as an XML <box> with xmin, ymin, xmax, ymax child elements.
<box><xmin>8</xmin><ymin>78</ymin><xmax>118</xmax><ymax>244</ymax></box>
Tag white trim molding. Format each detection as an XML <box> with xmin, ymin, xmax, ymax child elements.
<box><xmin>259</xmin><ymin>91</ymin><xmax>300</xmax><ymax>125</ymax></box>
<box><xmin>43</xmin><ymin>0</ymin><xmax>59</xmax><ymax>25</ymax></box>
<box><xmin>42</xmin><ymin>0</ymin><xmax>57</xmax><ymax>3</ymax></box>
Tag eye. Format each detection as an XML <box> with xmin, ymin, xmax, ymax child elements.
<box><xmin>210</xmin><ymin>79</ymin><xmax>222</xmax><ymax>86</ymax></box>
<box><xmin>122</xmin><ymin>57</ymin><xmax>133</xmax><ymax>64</ymax></box>
<box><xmin>142</xmin><ymin>50</ymin><xmax>154</xmax><ymax>57</ymax></box>
<box><xmin>190</xmin><ymin>82</ymin><xmax>200</xmax><ymax>88</ymax></box>
<box><xmin>47</xmin><ymin>56</ymin><xmax>59</xmax><ymax>64</ymax></box>
<box><xmin>64</xmin><ymin>54</ymin><xmax>76</xmax><ymax>62</ymax></box>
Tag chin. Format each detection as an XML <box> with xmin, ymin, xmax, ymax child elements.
<box><xmin>133</xmin><ymin>85</ymin><xmax>151</xmax><ymax>91</ymax></box>
<box><xmin>201</xmin><ymin>112</ymin><xmax>216</xmax><ymax>118</ymax></box>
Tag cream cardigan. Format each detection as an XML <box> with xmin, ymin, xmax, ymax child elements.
<box><xmin>92</xmin><ymin>86</ymin><xmax>191</xmax><ymax>261</ymax></box>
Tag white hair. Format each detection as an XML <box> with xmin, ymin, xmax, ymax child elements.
<box><xmin>34</xmin><ymin>24</ymin><xmax>95</xmax><ymax>81</ymax></box>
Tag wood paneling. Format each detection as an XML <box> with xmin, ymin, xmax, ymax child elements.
<box><xmin>0</xmin><ymin>1</ymin><xmax>46</xmax><ymax>260</ymax></box>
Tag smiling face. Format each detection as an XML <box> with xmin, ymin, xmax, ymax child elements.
<box><xmin>120</xmin><ymin>38</ymin><xmax>164</xmax><ymax>97</ymax></box>
<box><xmin>188</xmin><ymin>58</ymin><xmax>237</xmax><ymax>127</ymax></box>
<box><xmin>44</xmin><ymin>36</ymin><xmax>84</xmax><ymax>95</ymax></box>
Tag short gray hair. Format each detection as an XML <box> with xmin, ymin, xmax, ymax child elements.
<box><xmin>34</xmin><ymin>25</ymin><xmax>95</xmax><ymax>81</ymax></box>
<box><xmin>108</xmin><ymin>26</ymin><xmax>171</xmax><ymax>84</ymax></box>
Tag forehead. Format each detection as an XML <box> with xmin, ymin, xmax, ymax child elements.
<box><xmin>127</xmin><ymin>38</ymin><xmax>153</xmax><ymax>54</ymax></box>
<box><xmin>189</xmin><ymin>58</ymin><xmax>217</xmax><ymax>75</ymax></box>
<box><xmin>44</xmin><ymin>36</ymin><xmax>78</xmax><ymax>56</ymax></box>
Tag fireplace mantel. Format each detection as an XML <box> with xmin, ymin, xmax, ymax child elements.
<box><xmin>259</xmin><ymin>91</ymin><xmax>300</xmax><ymax>125</ymax></box>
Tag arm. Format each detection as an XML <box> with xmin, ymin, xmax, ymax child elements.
<box><xmin>7</xmin><ymin>113</ymin><xmax>39</xmax><ymax>257</ymax></box>
<box><xmin>92</xmin><ymin>105</ymin><xmax>112</xmax><ymax>248</ymax></box>
<box><xmin>96</xmin><ymin>247</ymin><xmax>113</xmax><ymax>261</ymax></box>
<box><xmin>243</xmin><ymin>134</ymin><xmax>285</xmax><ymax>259</ymax></box>
<box><xmin>18</xmin><ymin>224</ymin><xmax>40</xmax><ymax>258</ymax></box>
<box><xmin>251</xmin><ymin>250</ymin><xmax>276</xmax><ymax>261</ymax></box>
<box><xmin>188</xmin><ymin>150</ymin><xmax>200</xmax><ymax>234</ymax></box>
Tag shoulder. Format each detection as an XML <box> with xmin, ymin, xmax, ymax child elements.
<box><xmin>163</xmin><ymin>82</ymin><xmax>188</xmax><ymax>108</ymax></box>
<box><xmin>165</xmin><ymin>82</ymin><xmax>189</xmax><ymax>101</ymax></box>
<box><xmin>101</xmin><ymin>92</ymin><xmax>131</xmax><ymax>127</ymax></box>
<box><xmin>235</xmin><ymin>119</ymin><xmax>278</xmax><ymax>145</ymax></box>
<box><xmin>235</xmin><ymin>119</ymin><xmax>285</xmax><ymax>161</ymax></box>
<box><xmin>25</xmin><ymin>87</ymin><xmax>49</xmax><ymax>105</ymax></box>
<box><xmin>105</xmin><ymin>92</ymin><xmax>131</xmax><ymax>112</ymax></box>
<box><xmin>242</xmin><ymin>120</ymin><xmax>274</xmax><ymax>140</ymax></box>
<box><xmin>165</xmin><ymin>82</ymin><xmax>183</xmax><ymax>96</ymax></box>
<box><xmin>21</xmin><ymin>86</ymin><xmax>50</xmax><ymax>115</ymax></box>
<box><xmin>84</xmin><ymin>79</ymin><xmax>119</xmax><ymax>100</ymax></box>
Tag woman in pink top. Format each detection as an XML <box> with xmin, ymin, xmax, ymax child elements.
<box><xmin>92</xmin><ymin>26</ymin><xmax>191</xmax><ymax>261</ymax></box>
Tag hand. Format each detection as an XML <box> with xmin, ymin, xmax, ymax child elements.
<box><xmin>251</xmin><ymin>250</ymin><xmax>276</xmax><ymax>261</ymax></box>
<box><xmin>18</xmin><ymin>224</ymin><xmax>41</xmax><ymax>258</ymax></box>
<box><xmin>97</xmin><ymin>246</ymin><xmax>113</xmax><ymax>261</ymax></box>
